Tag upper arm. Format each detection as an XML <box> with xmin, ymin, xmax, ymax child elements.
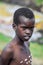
<box><xmin>1</xmin><ymin>46</ymin><xmax>13</xmax><ymax>65</ymax></box>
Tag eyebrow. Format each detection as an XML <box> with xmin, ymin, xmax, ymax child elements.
<box><xmin>20</xmin><ymin>25</ymin><xmax>27</xmax><ymax>28</ymax></box>
<box><xmin>20</xmin><ymin>25</ymin><xmax>34</xmax><ymax>28</ymax></box>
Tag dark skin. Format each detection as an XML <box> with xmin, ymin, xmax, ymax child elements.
<box><xmin>1</xmin><ymin>16</ymin><xmax>35</xmax><ymax>65</ymax></box>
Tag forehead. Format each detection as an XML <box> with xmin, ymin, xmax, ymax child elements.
<box><xmin>19</xmin><ymin>16</ymin><xmax>34</xmax><ymax>27</ymax></box>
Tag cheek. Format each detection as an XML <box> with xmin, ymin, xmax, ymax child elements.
<box><xmin>18</xmin><ymin>28</ymin><xmax>24</xmax><ymax>36</ymax></box>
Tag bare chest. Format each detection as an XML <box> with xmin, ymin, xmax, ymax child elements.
<box><xmin>12</xmin><ymin>46</ymin><xmax>32</xmax><ymax>65</ymax></box>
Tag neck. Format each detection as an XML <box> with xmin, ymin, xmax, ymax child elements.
<box><xmin>14</xmin><ymin>34</ymin><xmax>24</xmax><ymax>46</ymax></box>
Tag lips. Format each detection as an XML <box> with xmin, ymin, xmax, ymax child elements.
<box><xmin>24</xmin><ymin>35</ymin><xmax>31</xmax><ymax>37</ymax></box>
<box><xmin>24</xmin><ymin>35</ymin><xmax>31</xmax><ymax>39</ymax></box>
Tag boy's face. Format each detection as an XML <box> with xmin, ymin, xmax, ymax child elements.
<box><xmin>16</xmin><ymin>16</ymin><xmax>35</xmax><ymax>41</ymax></box>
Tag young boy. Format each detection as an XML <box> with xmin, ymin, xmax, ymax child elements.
<box><xmin>1</xmin><ymin>8</ymin><xmax>35</xmax><ymax>65</ymax></box>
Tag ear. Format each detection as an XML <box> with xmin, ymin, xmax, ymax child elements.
<box><xmin>12</xmin><ymin>23</ymin><xmax>17</xmax><ymax>30</ymax></box>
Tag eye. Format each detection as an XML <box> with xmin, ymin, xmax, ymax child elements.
<box><xmin>23</xmin><ymin>27</ymin><xmax>26</xmax><ymax>30</ymax></box>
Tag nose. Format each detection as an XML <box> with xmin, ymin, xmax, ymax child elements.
<box><xmin>25</xmin><ymin>29</ymin><xmax>31</xmax><ymax>34</ymax></box>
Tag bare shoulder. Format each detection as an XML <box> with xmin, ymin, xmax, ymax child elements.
<box><xmin>1</xmin><ymin>38</ymin><xmax>16</xmax><ymax>59</ymax></box>
<box><xmin>1</xmin><ymin>42</ymin><xmax>14</xmax><ymax>65</ymax></box>
<box><xmin>1</xmin><ymin>42</ymin><xmax>13</xmax><ymax>59</ymax></box>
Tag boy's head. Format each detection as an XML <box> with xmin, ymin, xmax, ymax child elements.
<box><xmin>13</xmin><ymin>8</ymin><xmax>35</xmax><ymax>41</ymax></box>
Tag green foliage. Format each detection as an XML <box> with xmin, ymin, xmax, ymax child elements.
<box><xmin>30</xmin><ymin>42</ymin><xmax>43</xmax><ymax>59</ymax></box>
<box><xmin>35</xmin><ymin>0</ymin><xmax>43</xmax><ymax>6</ymax></box>
<box><xmin>0</xmin><ymin>33</ymin><xmax>12</xmax><ymax>42</ymax></box>
<box><xmin>0</xmin><ymin>33</ymin><xmax>12</xmax><ymax>50</ymax></box>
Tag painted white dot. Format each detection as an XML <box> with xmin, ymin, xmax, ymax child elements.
<box><xmin>28</xmin><ymin>61</ymin><xmax>30</xmax><ymax>63</ymax></box>
<box><xmin>24</xmin><ymin>58</ymin><xmax>28</xmax><ymax>61</ymax></box>
<box><xmin>29</xmin><ymin>56</ymin><xmax>31</xmax><ymax>58</ymax></box>
<box><xmin>26</xmin><ymin>62</ymin><xmax>28</xmax><ymax>64</ymax></box>
<box><xmin>20</xmin><ymin>60</ymin><xmax>23</xmax><ymax>64</ymax></box>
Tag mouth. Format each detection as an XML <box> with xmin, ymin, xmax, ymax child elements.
<box><xmin>24</xmin><ymin>35</ymin><xmax>31</xmax><ymax>37</ymax></box>
<box><xmin>24</xmin><ymin>35</ymin><xmax>31</xmax><ymax>40</ymax></box>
